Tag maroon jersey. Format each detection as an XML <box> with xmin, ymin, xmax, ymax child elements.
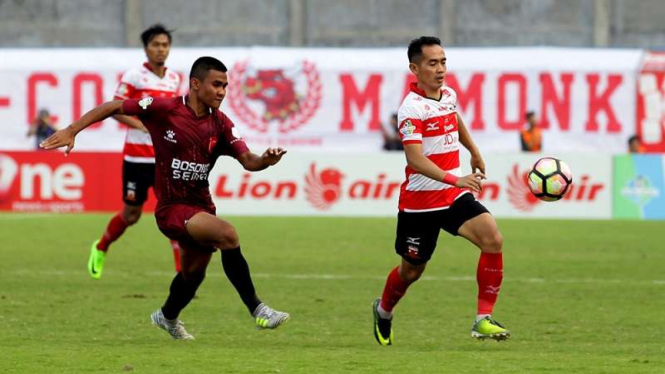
<box><xmin>122</xmin><ymin>96</ymin><xmax>249</xmax><ymax>210</ymax></box>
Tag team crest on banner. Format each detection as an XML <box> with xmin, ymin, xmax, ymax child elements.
<box><xmin>227</xmin><ymin>60</ymin><xmax>322</xmax><ymax>133</ymax></box>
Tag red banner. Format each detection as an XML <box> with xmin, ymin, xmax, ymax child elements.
<box><xmin>0</xmin><ymin>151</ymin><xmax>156</xmax><ymax>212</ymax></box>
<box><xmin>637</xmin><ymin>51</ymin><xmax>665</xmax><ymax>153</ymax></box>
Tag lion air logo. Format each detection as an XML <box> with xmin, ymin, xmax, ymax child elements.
<box><xmin>507</xmin><ymin>164</ymin><xmax>541</xmax><ymax>212</ymax></box>
<box><xmin>227</xmin><ymin>60</ymin><xmax>322</xmax><ymax>133</ymax></box>
<box><xmin>304</xmin><ymin>163</ymin><xmax>344</xmax><ymax>210</ymax></box>
<box><xmin>0</xmin><ymin>154</ymin><xmax>18</xmax><ymax>203</ymax></box>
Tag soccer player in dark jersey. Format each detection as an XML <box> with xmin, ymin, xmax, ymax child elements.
<box><xmin>41</xmin><ymin>57</ymin><xmax>289</xmax><ymax>339</ymax></box>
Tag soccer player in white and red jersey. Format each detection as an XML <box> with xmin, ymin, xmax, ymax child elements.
<box><xmin>372</xmin><ymin>36</ymin><xmax>510</xmax><ymax>345</ymax></box>
<box><xmin>88</xmin><ymin>24</ymin><xmax>182</xmax><ymax>279</ymax></box>
<box><xmin>42</xmin><ymin>56</ymin><xmax>290</xmax><ymax>339</ymax></box>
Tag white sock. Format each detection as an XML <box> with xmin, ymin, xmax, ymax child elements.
<box><xmin>476</xmin><ymin>314</ymin><xmax>491</xmax><ymax>323</ymax></box>
<box><xmin>377</xmin><ymin>303</ymin><xmax>393</xmax><ymax>319</ymax></box>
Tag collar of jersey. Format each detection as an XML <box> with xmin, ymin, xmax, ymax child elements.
<box><xmin>409</xmin><ymin>82</ymin><xmax>443</xmax><ymax>101</ymax></box>
<box><xmin>182</xmin><ymin>95</ymin><xmax>213</xmax><ymax>116</ymax></box>
<box><xmin>143</xmin><ymin>62</ymin><xmax>169</xmax><ymax>78</ymax></box>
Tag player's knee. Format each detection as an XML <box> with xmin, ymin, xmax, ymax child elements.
<box><xmin>400</xmin><ymin>265</ymin><xmax>425</xmax><ymax>284</ymax></box>
<box><xmin>481</xmin><ymin>231</ymin><xmax>503</xmax><ymax>253</ymax></box>
<box><xmin>216</xmin><ymin>226</ymin><xmax>240</xmax><ymax>249</ymax></box>
<box><xmin>123</xmin><ymin>211</ymin><xmax>141</xmax><ymax>225</ymax></box>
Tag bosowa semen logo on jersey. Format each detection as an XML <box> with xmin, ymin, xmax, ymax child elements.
<box><xmin>227</xmin><ymin>60</ymin><xmax>322</xmax><ymax>133</ymax></box>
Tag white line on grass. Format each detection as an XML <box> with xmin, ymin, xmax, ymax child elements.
<box><xmin>8</xmin><ymin>269</ymin><xmax>665</xmax><ymax>286</ymax></box>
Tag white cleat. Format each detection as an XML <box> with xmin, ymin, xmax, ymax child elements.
<box><xmin>150</xmin><ymin>309</ymin><xmax>195</xmax><ymax>340</ymax></box>
<box><xmin>253</xmin><ymin>303</ymin><xmax>290</xmax><ymax>329</ymax></box>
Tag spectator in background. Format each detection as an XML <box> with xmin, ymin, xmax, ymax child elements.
<box><xmin>381</xmin><ymin>113</ymin><xmax>404</xmax><ymax>151</ymax></box>
<box><xmin>520</xmin><ymin>111</ymin><xmax>542</xmax><ymax>152</ymax></box>
<box><xmin>628</xmin><ymin>135</ymin><xmax>644</xmax><ymax>153</ymax></box>
<box><xmin>27</xmin><ymin>109</ymin><xmax>57</xmax><ymax>150</ymax></box>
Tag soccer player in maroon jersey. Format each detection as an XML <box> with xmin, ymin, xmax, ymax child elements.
<box><xmin>372</xmin><ymin>36</ymin><xmax>510</xmax><ymax>345</ymax></box>
<box><xmin>89</xmin><ymin>24</ymin><xmax>183</xmax><ymax>279</ymax></box>
<box><xmin>42</xmin><ymin>57</ymin><xmax>289</xmax><ymax>339</ymax></box>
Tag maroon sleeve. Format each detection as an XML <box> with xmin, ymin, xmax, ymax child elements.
<box><xmin>219</xmin><ymin>113</ymin><xmax>249</xmax><ymax>158</ymax></box>
<box><xmin>121</xmin><ymin>97</ymin><xmax>174</xmax><ymax>117</ymax></box>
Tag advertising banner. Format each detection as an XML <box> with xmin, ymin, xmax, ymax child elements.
<box><xmin>612</xmin><ymin>154</ymin><xmax>665</xmax><ymax>220</ymax></box>
<box><xmin>0</xmin><ymin>47</ymin><xmax>642</xmax><ymax>154</ymax></box>
<box><xmin>0</xmin><ymin>151</ymin><xmax>155</xmax><ymax>212</ymax></box>
<box><xmin>636</xmin><ymin>52</ymin><xmax>665</xmax><ymax>152</ymax></box>
<box><xmin>0</xmin><ymin>151</ymin><xmax>612</xmax><ymax>219</ymax></box>
<box><xmin>207</xmin><ymin>152</ymin><xmax>612</xmax><ymax>219</ymax></box>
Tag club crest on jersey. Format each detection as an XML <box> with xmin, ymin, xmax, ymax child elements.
<box><xmin>400</xmin><ymin>119</ymin><xmax>416</xmax><ymax>136</ymax></box>
<box><xmin>139</xmin><ymin>96</ymin><xmax>153</xmax><ymax>110</ymax></box>
<box><xmin>208</xmin><ymin>136</ymin><xmax>218</xmax><ymax>153</ymax></box>
<box><xmin>164</xmin><ymin>129</ymin><xmax>177</xmax><ymax>143</ymax></box>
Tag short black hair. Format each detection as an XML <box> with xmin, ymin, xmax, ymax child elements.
<box><xmin>189</xmin><ymin>56</ymin><xmax>228</xmax><ymax>81</ymax></box>
<box><xmin>525</xmin><ymin>111</ymin><xmax>536</xmax><ymax>120</ymax></box>
<box><xmin>628</xmin><ymin>135</ymin><xmax>640</xmax><ymax>144</ymax></box>
<box><xmin>407</xmin><ymin>36</ymin><xmax>442</xmax><ymax>63</ymax></box>
<box><xmin>141</xmin><ymin>24</ymin><xmax>173</xmax><ymax>48</ymax></box>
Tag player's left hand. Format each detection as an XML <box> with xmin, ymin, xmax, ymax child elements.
<box><xmin>40</xmin><ymin>126</ymin><xmax>77</xmax><ymax>155</ymax></box>
<box><xmin>470</xmin><ymin>153</ymin><xmax>486</xmax><ymax>175</ymax></box>
<box><xmin>261</xmin><ymin>147</ymin><xmax>287</xmax><ymax>166</ymax></box>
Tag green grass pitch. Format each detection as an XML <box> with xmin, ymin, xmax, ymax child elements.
<box><xmin>1</xmin><ymin>214</ymin><xmax>664</xmax><ymax>373</ymax></box>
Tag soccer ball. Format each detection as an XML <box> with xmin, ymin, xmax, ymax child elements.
<box><xmin>527</xmin><ymin>157</ymin><xmax>573</xmax><ymax>202</ymax></box>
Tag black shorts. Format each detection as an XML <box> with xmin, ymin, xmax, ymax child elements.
<box><xmin>395</xmin><ymin>193</ymin><xmax>490</xmax><ymax>265</ymax></box>
<box><xmin>122</xmin><ymin>161</ymin><xmax>155</xmax><ymax>206</ymax></box>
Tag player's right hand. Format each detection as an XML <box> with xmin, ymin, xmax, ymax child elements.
<box><xmin>40</xmin><ymin>126</ymin><xmax>77</xmax><ymax>155</ymax></box>
<box><xmin>455</xmin><ymin>172</ymin><xmax>485</xmax><ymax>193</ymax></box>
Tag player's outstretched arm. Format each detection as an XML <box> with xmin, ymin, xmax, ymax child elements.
<box><xmin>40</xmin><ymin>100</ymin><xmax>125</xmax><ymax>154</ymax></box>
<box><xmin>237</xmin><ymin>147</ymin><xmax>287</xmax><ymax>171</ymax></box>
<box><xmin>457</xmin><ymin>113</ymin><xmax>486</xmax><ymax>175</ymax></box>
<box><xmin>404</xmin><ymin>143</ymin><xmax>484</xmax><ymax>193</ymax></box>
<box><xmin>113</xmin><ymin>114</ymin><xmax>148</xmax><ymax>133</ymax></box>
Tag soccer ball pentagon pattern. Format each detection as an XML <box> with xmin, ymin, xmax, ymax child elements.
<box><xmin>527</xmin><ymin>157</ymin><xmax>573</xmax><ymax>202</ymax></box>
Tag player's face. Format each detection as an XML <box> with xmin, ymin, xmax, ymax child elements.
<box><xmin>145</xmin><ymin>34</ymin><xmax>171</xmax><ymax>66</ymax></box>
<box><xmin>411</xmin><ymin>45</ymin><xmax>446</xmax><ymax>91</ymax></box>
<box><xmin>196</xmin><ymin>70</ymin><xmax>228</xmax><ymax>109</ymax></box>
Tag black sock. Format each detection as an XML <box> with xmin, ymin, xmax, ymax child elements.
<box><xmin>221</xmin><ymin>247</ymin><xmax>262</xmax><ymax>314</ymax></box>
<box><xmin>161</xmin><ymin>272</ymin><xmax>204</xmax><ymax>320</ymax></box>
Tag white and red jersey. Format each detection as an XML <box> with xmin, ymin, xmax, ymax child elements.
<box><xmin>397</xmin><ymin>82</ymin><xmax>467</xmax><ymax>212</ymax></box>
<box><xmin>114</xmin><ymin>63</ymin><xmax>180</xmax><ymax>163</ymax></box>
